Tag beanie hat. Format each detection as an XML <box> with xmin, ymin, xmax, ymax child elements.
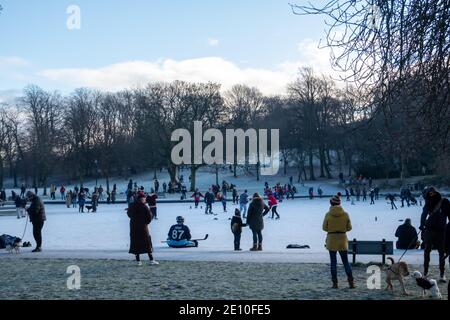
<box><xmin>330</xmin><ymin>194</ymin><xmax>341</xmax><ymax>206</ymax></box>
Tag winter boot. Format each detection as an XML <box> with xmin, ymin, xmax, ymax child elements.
<box><xmin>250</xmin><ymin>244</ymin><xmax>258</xmax><ymax>251</ymax></box>
<box><xmin>257</xmin><ymin>243</ymin><xmax>263</xmax><ymax>251</ymax></box>
<box><xmin>332</xmin><ymin>278</ymin><xmax>338</xmax><ymax>289</ymax></box>
<box><xmin>348</xmin><ymin>277</ymin><xmax>356</xmax><ymax>289</ymax></box>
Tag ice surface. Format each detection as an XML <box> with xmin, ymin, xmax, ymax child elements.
<box><xmin>0</xmin><ymin>197</ymin><xmax>438</xmax><ymax>265</ymax></box>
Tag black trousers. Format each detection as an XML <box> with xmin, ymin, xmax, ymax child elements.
<box><xmin>271</xmin><ymin>206</ymin><xmax>280</xmax><ymax>219</ymax></box>
<box><xmin>423</xmin><ymin>230</ymin><xmax>446</xmax><ymax>276</ymax></box>
<box><xmin>32</xmin><ymin>221</ymin><xmax>44</xmax><ymax>248</ymax></box>
<box><xmin>233</xmin><ymin>233</ymin><xmax>241</xmax><ymax>250</ymax></box>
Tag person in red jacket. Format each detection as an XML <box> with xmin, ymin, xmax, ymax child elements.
<box><xmin>60</xmin><ymin>185</ymin><xmax>66</xmax><ymax>201</ymax></box>
<box><xmin>268</xmin><ymin>192</ymin><xmax>280</xmax><ymax>219</ymax></box>
<box><xmin>146</xmin><ymin>192</ymin><xmax>158</xmax><ymax>220</ymax></box>
<box><xmin>191</xmin><ymin>189</ymin><xmax>204</xmax><ymax>208</ymax></box>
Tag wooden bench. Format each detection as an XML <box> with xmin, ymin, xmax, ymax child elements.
<box><xmin>348</xmin><ymin>238</ymin><xmax>393</xmax><ymax>264</ymax></box>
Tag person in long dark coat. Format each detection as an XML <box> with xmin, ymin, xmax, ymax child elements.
<box><xmin>25</xmin><ymin>191</ymin><xmax>46</xmax><ymax>252</ymax></box>
<box><xmin>127</xmin><ymin>192</ymin><xmax>158</xmax><ymax>265</ymax></box>
<box><xmin>246</xmin><ymin>193</ymin><xmax>270</xmax><ymax>251</ymax></box>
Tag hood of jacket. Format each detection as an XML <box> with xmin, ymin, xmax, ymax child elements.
<box><xmin>328</xmin><ymin>205</ymin><xmax>346</xmax><ymax>217</ymax></box>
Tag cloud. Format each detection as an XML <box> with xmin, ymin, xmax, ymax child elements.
<box><xmin>39</xmin><ymin>57</ymin><xmax>293</xmax><ymax>95</ymax></box>
<box><xmin>0</xmin><ymin>89</ymin><xmax>22</xmax><ymax>104</ymax></box>
<box><xmin>35</xmin><ymin>39</ymin><xmax>345</xmax><ymax>95</ymax></box>
<box><xmin>208</xmin><ymin>38</ymin><xmax>219</xmax><ymax>47</ymax></box>
<box><xmin>0</xmin><ymin>56</ymin><xmax>30</xmax><ymax>68</ymax></box>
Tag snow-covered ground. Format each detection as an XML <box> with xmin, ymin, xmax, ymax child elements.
<box><xmin>0</xmin><ymin>197</ymin><xmax>441</xmax><ymax>265</ymax></box>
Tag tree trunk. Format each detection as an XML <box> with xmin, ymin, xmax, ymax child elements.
<box><xmin>13</xmin><ymin>165</ymin><xmax>18</xmax><ymax>188</ymax></box>
<box><xmin>319</xmin><ymin>147</ymin><xmax>326</xmax><ymax>178</ymax></box>
<box><xmin>168</xmin><ymin>162</ymin><xmax>178</xmax><ymax>184</ymax></box>
<box><xmin>215</xmin><ymin>166</ymin><xmax>219</xmax><ymax>186</ymax></box>
<box><xmin>326</xmin><ymin>148</ymin><xmax>333</xmax><ymax>166</ymax></box>
<box><xmin>42</xmin><ymin>176</ymin><xmax>47</xmax><ymax>196</ymax></box>
<box><xmin>256</xmin><ymin>161</ymin><xmax>260</xmax><ymax>181</ymax></box>
<box><xmin>337</xmin><ymin>149</ymin><xmax>343</xmax><ymax>173</ymax></box>
<box><xmin>308</xmin><ymin>149</ymin><xmax>315</xmax><ymax>180</ymax></box>
<box><xmin>0</xmin><ymin>156</ymin><xmax>3</xmax><ymax>189</ymax></box>
<box><xmin>190</xmin><ymin>166</ymin><xmax>198</xmax><ymax>192</ymax></box>
<box><xmin>400</xmin><ymin>151</ymin><xmax>409</xmax><ymax>181</ymax></box>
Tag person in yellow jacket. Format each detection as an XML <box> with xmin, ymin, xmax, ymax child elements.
<box><xmin>322</xmin><ymin>193</ymin><xmax>355</xmax><ymax>289</ymax></box>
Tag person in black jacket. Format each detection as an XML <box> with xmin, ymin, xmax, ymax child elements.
<box><xmin>204</xmin><ymin>189</ymin><xmax>215</xmax><ymax>214</ymax></box>
<box><xmin>25</xmin><ymin>191</ymin><xmax>46</xmax><ymax>252</ymax></box>
<box><xmin>420</xmin><ymin>187</ymin><xmax>450</xmax><ymax>282</ymax></box>
<box><xmin>386</xmin><ymin>194</ymin><xmax>398</xmax><ymax>210</ymax></box>
<box><xmin>246</xmin><ymin>193</ymin><xmax>270</xmax><ymax>251</ymax></box>
<box><xmin>230</xmin><ymin>208</ymin><xmax>247</xmax><ymax>251</ymax></box>
<box><xmin>395</xmin><ymin>219</ymin><xmax>418</xmax><ymax>249</ymax></box>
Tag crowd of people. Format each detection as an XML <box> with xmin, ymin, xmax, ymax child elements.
<box><xmin>4</xmin><ymin>175</ymin><xmax>449</xmax><ymax>294</ymax></box>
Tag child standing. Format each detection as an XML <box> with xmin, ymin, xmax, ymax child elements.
<box><xmin>230</xmin><ymin>208</ymin><xmax>247</xmax><ymax>251</ymax></box>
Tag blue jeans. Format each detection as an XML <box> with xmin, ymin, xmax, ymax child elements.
<box><xmin>239</xmin><ymin>204</ymin><xmax>247</xmax><ymax>217</ymax></box>
<box><xmin>329</xmin><ymin>251</ymin><xmax>353</xmax><ymax>279</ymax></box>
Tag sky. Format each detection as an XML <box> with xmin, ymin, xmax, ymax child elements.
<box><xmin>0</xmin><ymin>0</ymin><xmax>337</xmax><ymax>102</ymax></box>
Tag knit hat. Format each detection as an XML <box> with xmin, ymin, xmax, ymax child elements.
<box><xmin>235</xmin><ymin>208</ymin><xmax>241</xmax><ymax>216</ymax></box>
<box><xmin>330</xmin><ymin>194</ymin><xmax>341</xmax><ymax>206</ymax></box>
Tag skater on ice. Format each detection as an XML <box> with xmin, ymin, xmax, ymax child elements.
<box><xmin>385</xmin><ymin>193</ymin><xmax>398</xmax><ymax>210</ymax></box>
<box><xmin>146</xmin><ymin>191</ymin><xmax>158</xmax><ymax>220</ymax></box>
<box><xmin>267</xmin><ymin>192</ymin><xmax>280</xmax><ymax>219</ymax></box>
<box><xmin>191</xmin><ymin>189</ymin><xmax>204</xmax><ymax>208</ymax></box>
<box><xmin>239</xmin><ymin>190</ymin><xmax>249</xmax><ymax>219</ymax></box>
<box><xmin>204</xmin><ymin>189</ymin><xmax>215</xmax><ymax>214</ymax></box>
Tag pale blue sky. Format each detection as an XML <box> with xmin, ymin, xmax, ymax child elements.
<box><xmin>0</xmin><ymin>0</ymin><xmax>332</xmax><ymax>98</ymax></box>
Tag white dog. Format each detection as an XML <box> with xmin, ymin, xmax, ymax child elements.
<box><xmin>412</xmin><ymin>271</ymin><xmax>442</xmax><ymax>299</ymax></box>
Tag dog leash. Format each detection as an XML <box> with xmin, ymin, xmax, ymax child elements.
<box><xmin>21</xmin><ymin>214</ymin><xmax>29</xmax><ymax>240</ymax></box>
<box><xmin>397</xmin><ymin>229</ymin><xmax>422</xmax><ymax>263</ymax></box>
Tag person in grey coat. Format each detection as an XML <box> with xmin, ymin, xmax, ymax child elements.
<box><xmin>246</xmin><ymin>193</ymin><xmax>270</xmax><ymax>251</ymax></box>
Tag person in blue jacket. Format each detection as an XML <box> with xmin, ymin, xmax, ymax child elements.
<box><xmin>167</xmin><ymin>216</ymin><xmax>197</xmax><ymax>248</ymax></box>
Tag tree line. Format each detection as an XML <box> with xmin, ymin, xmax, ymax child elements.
<box><xmin>0</xmin><ymin>64</ymin><xmax>447</xmax><ymax>194</ymax></box>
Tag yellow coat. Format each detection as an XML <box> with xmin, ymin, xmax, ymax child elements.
<box><xmin>322</xmin><ymin>206</ymin><xmax>352</xmax><ymax>251</ymax></box>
